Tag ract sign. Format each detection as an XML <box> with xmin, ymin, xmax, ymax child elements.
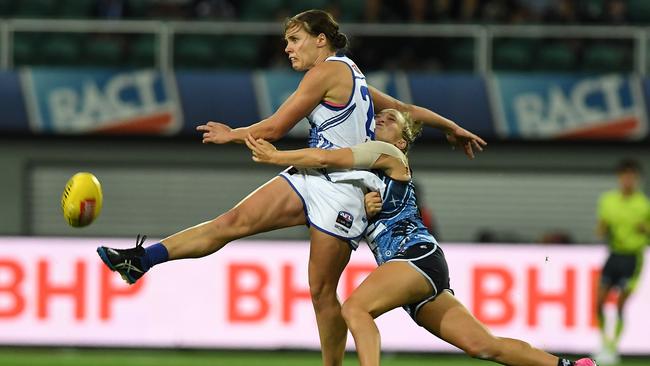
<box><xmin>22</xmin><ymin>69</ymin><xmax>182</xmax><ymax>135</ymax></box>
<box><xmin>491</xmin><ymin>74</ymin><xmax>647</xmax><ymax>140</ymax></box>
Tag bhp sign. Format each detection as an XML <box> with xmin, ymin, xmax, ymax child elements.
<box><xmin>21</xmin><ymin>69</ymin><xmax>182</xmax><ymax>135</ymax></box>
<box><xmin>0</xmin><ymin>238</ymin><xmax>648</xmax><ymax>354</ymax></box>
<box><xmin>491</xmin><ymin>74</ymin><xmax>648</xmax><ymax>140</ymax></box>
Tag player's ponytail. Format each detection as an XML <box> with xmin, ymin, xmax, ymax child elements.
<box><xmin>285</xmin><ymin>9</ymin><xmax>349</xmax><ymax>52</ymax></box>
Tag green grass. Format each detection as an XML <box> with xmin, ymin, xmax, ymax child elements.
<box><xmin>0</xmin><ymin>348</ymin><xmax>648</xmax><ymax>366</ymax></box>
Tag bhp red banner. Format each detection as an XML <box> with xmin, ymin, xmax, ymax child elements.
<box><xmin>0</xmin><ymin>237</ymin><xmax>648</xmax><ymax>354</ymax></box>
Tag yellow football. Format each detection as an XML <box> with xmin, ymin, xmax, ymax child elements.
<box><xmin>61</xmin><ymin>172</ymin><xmax>103</xmax><ymax>227</ymax></box>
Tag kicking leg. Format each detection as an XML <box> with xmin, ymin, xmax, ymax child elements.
<box><xmin>98</xmin><ymin>177</ymin><xmax>305</xmax><ymax>283</ymax></box>
<box><xmin>163</xmin><ymin>176</ymin><xmax>305</xmax><ymax>259</ymax></box>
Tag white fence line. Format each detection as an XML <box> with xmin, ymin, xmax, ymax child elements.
<box><xmin>0</xmin><ymin>19</ymin><xmax>648</xmax><ymax>74</ymax></box>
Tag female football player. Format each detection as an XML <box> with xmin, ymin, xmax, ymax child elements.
<box><xmin>245</xmin><ymin>108</ymin><xmax>596</xmax><ymax>366</ymax></box>
<box><xmin>97</xmin><ymin>10</ymin><xmax>485</xmax><ymax>366</ymax></box>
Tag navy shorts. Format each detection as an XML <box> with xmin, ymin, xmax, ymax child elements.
<box><xmin>387</xmin><ymin>242</ymin><xmax>453</xmax><ymax>321</ymax></box>
<box><xmin>600</xmin><ymin>252</ymin><xmax>642</xmax><ymax>291</ymax></box>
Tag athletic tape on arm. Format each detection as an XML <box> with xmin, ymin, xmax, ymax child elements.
<box><xmin>350</xmin><ymin>141</ymin><xmax>408</xmax><ymax>168</ymax></box>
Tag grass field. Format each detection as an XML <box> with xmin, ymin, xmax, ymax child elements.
<box><xmin>0</xmin><ymin>349</ymin><xmax>648</xmax><ymax>366</ymax></box>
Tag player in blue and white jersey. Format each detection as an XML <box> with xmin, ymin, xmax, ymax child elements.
<box><xmin>246</xmin><ymin>108</ymin><xmax>596</xmax><ymax>366</ymax></box>
<box><xmin>98</xmin><ymin>10</ymin><xmax>485</xmax><ymax>366</ymax></box>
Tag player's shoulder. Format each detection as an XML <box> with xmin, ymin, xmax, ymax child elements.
<box><xmin>304</xmin><ymin>60</ymin><xmax>347</xmax><ymax>84</ymax></box>
<box><xmin>600</xmin><ymin>189</ymin><xmax>619</xmax><ymax>200</ymax></box>
<box><xmin>598</xmin><ymin>190</ymin><xmax>619</xmax><ymax>206</ymax></box>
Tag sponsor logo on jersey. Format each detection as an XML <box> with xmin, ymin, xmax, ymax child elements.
<box><xmin>22</xmin><ymin>69</ymin><xmax>182</xmax><ymax>135</ymax></box>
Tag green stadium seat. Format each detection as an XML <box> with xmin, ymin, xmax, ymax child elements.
<box><xmin>130</xmin><ymin>36</ymin><xmax>157</xmax><ymax>68</ymax></box>
<box><xmin>447</xmin><ymin>39</ymin><xmax>475</xmax><ymax>71</ymax></box>
<box><xmin>40</xmin><ymin>35</ymin><xmax>82</xmax><ymax>65</ymax></box>
<box><xmin>174</xmin><ymin>35</ymin><xmax>218</xmax><ymax>68</ymax></box>
<box><xmin>12</xmin><ymin>33</ymin><xmax>39</xmax><ymax>66</ymax></box>
<box><xmin>337</xmin><ymin>0</ymin><xmax>365</xmax><ymax>22</ymax></box>
<box><xmin>493</xmin><ymin>40</ymin><xmax>534</xmax><ymax>71</ymax></box>
<box><xmin>58</xmin><ymin>0</ymin><xmax>95</xmax><ymax>19</ymax></box>
<box><xmin>534</xmin><ymin>43</ymin><xmax>576</xmax><ymax>72</ymax></box>
<box><xmin>581</xmin><ymin>44</ymin><xmax>628</xmax><ymax>73</ymax></box>
<box><xmin>579</xmin><ymin>0</ymin><xmax>605</xmax><ymax>20</ymax></box>
<box><xmin>128</xmin><ymin>0</ymin><xmax>152</xmax><ymax>19</ymax></box>
<box><xmin>627</xmin><ymin>0</ymin><xmax>650</xmax><ymax>23</ymax></box>
<box><xmin>220</xmin><ymin>37</ymin><xmax>260</xmax><ymax>69</ymax></box>
<box><xmin>240</xmin><ymin>0</ymin><xmax>286</xmax><ymax>21</ymax></box>
<box><xmin>0</xmin><ymin>0</ymin><xmax>12</xmax><ymax>17</ymax></box>
<box><xmin>13</xmin><ymin>0</ymin><xmax>56</xmax><ymax>18</ymax></box>
<box><xmin>84</xmin><ymin>36</ymin><xmax>124</xmax><ymax>66</ymax></box>
<box><xmin>288</xmin><ymin>0</ymin><xmax>329</xmax><ymax>15</ymax></box>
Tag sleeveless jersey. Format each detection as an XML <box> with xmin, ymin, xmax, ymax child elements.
<box><xmin>364</xmin><ymin>171</ymin><xmax>438</xmax><ymax>265</ymax></box>
<box><xmin>307</xmin><ymin>54</ymin><xmax>375</xmax><ymax>149</ymax></box>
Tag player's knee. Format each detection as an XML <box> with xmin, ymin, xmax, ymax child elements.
<box><xmin>209</xmin><ymin>208</ymin><xmax>253</xmax><ymax>239</ymax></box>
<box><xmin>461</xmin><ymin>336</ymin><xmax>499</xmax><ymax>360</ymax></box>
<box><xmin>340</xmin><ymin>300</ymin><xmax>363</xmax><ymax>325</ymax></box>
<box><xmin>309</xmin><ymin>280</ymin><xmax>337</xmax><ymax>306</ymax></box>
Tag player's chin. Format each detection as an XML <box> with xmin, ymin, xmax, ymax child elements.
<box><xmin>291</xmin><ymin>62</ymin><xmax>305</xmax><ymax>71</ymax></box>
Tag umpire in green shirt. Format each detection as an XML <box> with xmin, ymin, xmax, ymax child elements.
<box><xmin>595</xmin><ymin>159</ymin><xmax>650</xmax><ymax>362</ymax></box>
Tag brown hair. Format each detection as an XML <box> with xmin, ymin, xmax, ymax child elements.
<box><xmin>284</xmin><ymin>9</ymin><xmax>348</xmax><ymax>51</ymax></box>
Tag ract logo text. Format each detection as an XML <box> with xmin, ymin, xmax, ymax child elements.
<box><xmin>492</xmin><ymin>74</ymin><xmax>647</xmax><ymax>140</ymax></box>
<box><xmin>22</xmin><ymin>69</ymin><xmax>182</xmax><ymax>135</ymax></box>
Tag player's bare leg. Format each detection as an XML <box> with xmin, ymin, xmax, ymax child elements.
<box><xmin>98</xmin><ymin>177</ymin><xmax>305</xmax><ymax>283</ymax></box>
<box><xmin>340</xmin><ymin>261</ymin><xmax>433</xmax><ymax>366</ymax></box>
<box><xmin>308</xmin><ymin>228</ymin><xmax>352</xmax><ymax>366</ymax></box>
<box><xmin>162</xmin><ymin>176</ymin><xmax>305</xmax><ymax>259</ymax></box>
<box><xmin>418</xmin><ymin>291</ymin><xmax>561</xmax><ymax>366</ymax></box>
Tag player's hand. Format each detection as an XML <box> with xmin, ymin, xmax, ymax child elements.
<box><xmin>245</xmin><ymin>134</ymin><xmax>278</xmax><ymax>164</ymax></box>
<box><xmin>445</xmin><ymin>126</ymin><xmax>487</xmax><ymax>159</ymax></box>
<box><xmin>197</xmin><ymin>121</ymin><xmax>233</xmax><ymax>144</ymax></box>
<box><xmin>364</xmin><ymin>191</ymin><xmax>382</xmax><ymax>218</ymax></box>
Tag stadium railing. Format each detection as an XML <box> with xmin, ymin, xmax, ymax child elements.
<box><xmin>0</xmin><ymin>19</ymin><xmax>647</xmax><ymax>74</ymax></box>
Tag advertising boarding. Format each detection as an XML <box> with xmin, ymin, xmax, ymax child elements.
<box><xmin>491</xmin><ymin>74</ymin><xmax>648</xmax><ymax>140</ymax></box>
<box><xmin>0</xmin><ymin>238</ymin><xmax>648</xmax><ymax>355</ymax></box>
<box><xmin>21</xmin><ymin>69</ymin><xmax>183</xmax><ymax>135</ymax></box>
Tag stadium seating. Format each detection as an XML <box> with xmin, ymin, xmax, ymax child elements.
<box><xmin>534</xmin><ymin>42</ymin><xmax>576</xmax><ymax>72</ymax></box>
<box><xmin>582</xmin><ymin>43</ymin><xmax>629</xmax><ymax>73</ymax></box>
<box><xmin>85</xmin><ymin>36</ymin><xmax>124</xmax><ymax>66</ymax></box>
<box><xmin>58</xmin><ymin>0</ymin><xmax>95</xmax><ymax>19</ymax></box>
<box><xmin>447</xmin><ymin>39</ymin><xmax>475</xmax><ymax>71</ymax></box>
<box><xmin>129</xmin><ymin>35</ymin><xmax>157</xmax><ymax>68</ymax></box>
<box><xmin>174</xmin><ymin>35</ymin><xmax>219</xmax><ymax>68</ymax></box>
<box><xmin>240</xmin><ymin>0</ymin><xmax>286</xmax><ymax>21</ymax></box>
<box><xmin>628</xmin><ymin>0</ymin><xmax>650</xmax><ymax>23</ymax></box>
<box><xmin>492</xmin><ymin>40</ymin><xmax>535</xmax><ymax>71</ymax></box>
<box><xmin>40</xmin><ymin>35</ymin><xmax>82</xmax><ymax>65</ymax></box>
<box><xmin>13</xmin><ymin>0</ymin><xmax>56</xmax><ymax>18</ymax></box>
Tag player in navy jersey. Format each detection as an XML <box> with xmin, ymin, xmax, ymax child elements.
<box><xmin>97</xmin><ymin>10</ymin><xmax>485</xmax><ymax>366</ymax></box>
<box><xmin>246</xmin><ymin>108</ymin><xmax>596</xmax><ymax>366</ymax></box>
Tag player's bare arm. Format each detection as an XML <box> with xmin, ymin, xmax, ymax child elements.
<box><xmin>368</xmin><ymin>85</ymin><xmax>487</xmax><ymax>159</ymax></box>
<box><xmin>197</xmin><ymin>63</ymin><xmax>338</xmax><ymax>144</ymax></box>
<box><xmin>245</xmin><ymin>136</ymin><xmax>408</xmax><ymax>181</ymax></box>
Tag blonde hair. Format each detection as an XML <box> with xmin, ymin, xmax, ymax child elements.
<box><xmin>382</xmin><ymin>109</ymin><xmax>423</xmax><ymax>154</ymax></box>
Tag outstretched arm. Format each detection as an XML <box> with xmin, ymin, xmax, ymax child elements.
<box><xmin>197</xmin><ymin>65</ymin><xmax>334</xmax><ymax>144</ymax></box>
<box><xmin>368</xmin><ymin>86</ymin><xmax>487</xmax><ymax>159</ymax></box>
<box><xmin>245</xmin><ymin>135</ymin><xmax>355</xmax><ymax>168</ymax></box>
<box><xmin>244</xmin><ymin>136</ymin><xmax>408</xmax><ymax>181</ymax></box>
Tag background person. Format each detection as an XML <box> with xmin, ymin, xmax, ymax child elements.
<box><xmin>594</xmin><ymin>158</ymin><xmax>650</xmax><ymax>364</ymax></box>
